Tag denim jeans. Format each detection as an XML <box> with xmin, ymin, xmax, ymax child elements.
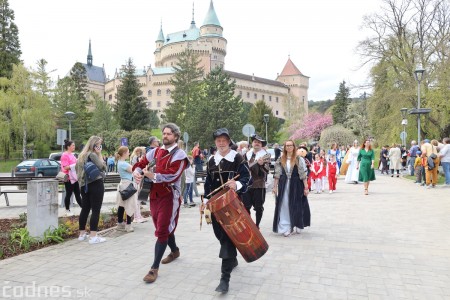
<box><xmin>442</xmin><ymin>162</ymin><xmax>450</xmax><ymax>185</ymax></box>
<box><xmin>183</xmin><ymin>182</ymin><xmax>193</xmax><ymax>203</ymax></box>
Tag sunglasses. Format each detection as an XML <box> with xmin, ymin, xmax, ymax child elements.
<box><xmin>94</xmin><ymin>145</ymin><xmax>102</xmax><ymax>150</ymax></box>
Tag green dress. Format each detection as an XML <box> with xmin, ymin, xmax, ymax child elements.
<box><xmin>358</xmin><ymin>149</ymin><xmax>376</xmax><ymax>182</ymax></box>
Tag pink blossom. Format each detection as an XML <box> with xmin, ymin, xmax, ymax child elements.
<box><xmin>289</xmin><ymin>113</ymin><xmax>333</xmax><ymax>141</ymax></box>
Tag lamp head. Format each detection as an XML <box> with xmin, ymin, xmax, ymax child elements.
<box><xmin>414</xmin><ymin>65</ymin><xmax>425</xmax><ymax>82</ymax></box>
<box><xmin>400</xmin><ymin>108</ymin><xmax>408</xmax><ymax>119</ymax></box>
<box><xmin>64</xmin><ymin>111</ymin><xmax>76</xmax><ymax>120</ymax></box>
<box><xmin>263</xmin><ymin>114</ymin><xmax>269</xmax><ymax>123</ymax></box>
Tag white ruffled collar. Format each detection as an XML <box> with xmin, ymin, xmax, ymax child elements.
<box><xmin>213</xmin><ymin>150</ymin><xmax>237</xmax><ymax>166</ymax></box>
<box><xmin>245</xmin><ymin>149</ymin><xmax>268</xmax><ymax>160</ymax></box>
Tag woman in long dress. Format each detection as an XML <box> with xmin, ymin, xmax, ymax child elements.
<box><xmin>357</xmin><ymin>140</ymin><xmax>376</xmax><ymax>195</ymax></box>
<box><xmin>272</xmin><ymin>140</ymin><xmax>310</xmax><ymax>237</ymax></box>
<box><xmin>345</xmin><ymin>140</ymin><xmax>360</xmax><ymax>184</ymax></box>
<box><xmin>388</xmin><ymin>143</ymin><xmax>402</xmax><ymax>177</ymax></box>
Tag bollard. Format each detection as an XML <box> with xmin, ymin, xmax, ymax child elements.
<box><xmin>27</xmin><ymin>179</ymin><xmax>59</xmax><ymax>238</ymax></box>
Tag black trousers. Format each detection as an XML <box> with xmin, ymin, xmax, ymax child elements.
<box><xmin>64</xmin><ymin>181</ymin><xmax>82</xmax><ymax>210</ymax></box>
<box><xmin>79</xmin><ymin>179</ymin><xmax>104</xmax><ymax>231</ymax></box>
<box><xmin>243</xmin><ymin>188</ymin><xmax>266</xmax><ymax>227</ymax></box>
<box><xmin>211</xmin><ymin>214</ymin><xmax>237</xmax><ymax>259</ymax></box>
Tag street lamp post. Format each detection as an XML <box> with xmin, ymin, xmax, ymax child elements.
<box><xmin>413</xmin><ymin>65</ymin><xmax>425</xmax><ymax>145</ymax></box>
<box><xmin>400</xmin><ymin>108</ymin><xmax>408</xmax><ymax>146</ymax></box>
<box><xmin>64</xmin><ymin>111</ymin><xmax>76</xmax><ymax>141</ymax></box>
<box><xmin>263</xmin><ymin>114</ymin><xmax>269</xmax><ymax>144</ymax></box>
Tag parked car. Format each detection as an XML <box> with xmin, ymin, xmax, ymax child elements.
<box><xmin>14</xmin><ymin>159</ymin><xmax>60</xmax><ymax>177</ymax></box>
<box><xmin>266</xmin><ymin>148</ymin><xmax>276</xmax><ymax>169</ymax></box>
<box><xmin>49</xmin><ymin>152</ymin><xmax>78</xmax><ymax>164</ymax></box>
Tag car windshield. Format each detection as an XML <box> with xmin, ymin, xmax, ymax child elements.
<box><xmin>17</xmin><ymin>160</ymin><xmax>35</xmax><ymax>167</ymax></box>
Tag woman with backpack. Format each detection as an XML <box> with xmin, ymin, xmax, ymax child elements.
<box><xmin>76</xmin><ymin>136</ymin><xmax>107</xmax><ymax>244</ymax></box>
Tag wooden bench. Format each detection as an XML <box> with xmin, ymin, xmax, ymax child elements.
<box><xmin>0</xmin><ymin>174</ymin><xmax>121</xmax><ymax>206</ymax></box>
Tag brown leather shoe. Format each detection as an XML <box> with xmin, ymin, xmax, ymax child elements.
<box><xmin>143</xmin><ymin>268</ymin><xmax>158</xmax><ymax>283</ymax></box>
<box><xmin>161</xmin><ymin>250</ymin><xmax>180</xmax><ymax>264</ymax></box>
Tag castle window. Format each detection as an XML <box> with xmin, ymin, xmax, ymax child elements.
<box><xmin>148</xmin><ymin>90</ymin><xmax>152</xmax><ymax>97</ymax></box>
<box><xmin>157</xmin><ymin>89</ymin><xmax>161</xmax><ymax>96</ymax></box>
<box><xmin>302</xmin><ymin>96</ymin><xmax>305</xmax><ymax>103</ymax></box>
<box><xmin>276</xmin><ymin>97</ymin><xmax>279</xmax><ymax>103</ymax></box>
<box><xmin>157</xmin><ymin>101</ymin><xmax>161</xmax><ymax>107</ymax></box>
<box><xmin>166</xmin><ymin>89</ymin><xmax>171</xmax><ymax>95</ymax></box>
<box><xmin>262</xmin><ymin>95</ymin><xmax>265</xmax><ymax>100</ymax></box>
<box><xmin>147</xmin><ymin>102</ymin><xmax>152</xmax><ymax>108</ymax></box>
<box><xmin>269</xmin><ymin>96</ymin><xmax>272</xmax><ymax>101</ymax></box>
<box><xmin>276</xmin><ymin>110</ymin><xmax>279</xmax><ymax>115</ymax></box>
<box><xmin>247</xmin><ymin>92</ymin><xmax>250</xmax><ymax>98</ymax></box>
<box><xmin>254</xmin><ymin>93</ymin><xmax>257</xmax><ymax>99</ymax></box>
<box><xmin>108</xmin><ymin>94</ymin><xmax>112</xmax><ymax>100</ymax></box>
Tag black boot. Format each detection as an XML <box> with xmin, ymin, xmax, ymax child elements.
<box><xmin>215</xmin><ymin>258</ymin><xmax>234</xmax><ymax>293</ymax></box>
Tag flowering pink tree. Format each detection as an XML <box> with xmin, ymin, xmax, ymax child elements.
<box><xmin>289</xmin><ymin>113</ymin><xmax>333</xmax><ymax>141</ymax></box>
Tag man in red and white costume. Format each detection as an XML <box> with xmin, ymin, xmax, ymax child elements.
<box><xmin>133</xmin><ymin>123</ymin><xmax>189</xmax><ymax>284</ymax></box>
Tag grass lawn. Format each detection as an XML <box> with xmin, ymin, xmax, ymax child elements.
<box><xmin>0</xmin><ymin>160</ymin><xmax>21</xmax><ymax>173</ymax></box>
<box><xmin>403</xmin><ymin>174</ymin><xmax>445</xmax><ymax>185</ymax></box>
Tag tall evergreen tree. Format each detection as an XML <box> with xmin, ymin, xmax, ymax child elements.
<box><xmin>332</xmin><ymin>81</ymin><xmax>350</xmax><ymax>125</ymax></box>
<box><xmin>31</xmin><ymin>58</ymin><xmax>54</xmax><ymax>96</ymax></box>
<box><xmin>0</xmin><ymin>0</ymin><xmax>21</xmax><ymax>79</ymax></box>
<box><xmin>248</xmin><ymin>100</ymin><xmax>280</xmax><ymax>143</ymax></box>
<box><xmin>89</xmin><ymin>92</ymin><xmax>119</xmax><ymax>135</ymax></box>
<box><xmin>115</xmin><ymin>58</ymin><xmax>150</xmax><ymax>131</ymax></box>
<box><xmin>164</xmin><ymin>49</ymin><xmax>204</xmax><ymax>128</ymax></box>
<box><xmin>187</xmin><ymin>67</ymin><xmax>244</xmax><ymax>147</ymax></box>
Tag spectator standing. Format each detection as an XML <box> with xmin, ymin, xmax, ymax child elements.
<box><xmin>76</xmin><ymin>136</ymin><xmax>107</xmax><ymax>244</ymax></box>
<box><xmin>421</xmin><ymin>139</ymin><xmax>439</xmax><ymax>188</ymax></box>
<box><xmin>107</xmin><ymin>155</ymin><xmax>115</xmax><ymax>173</ymax></box>
<box><xmin>115</xmin><ymin>146</ymin><xmax>137</xmax><ymax>232</ymax></box>
<box><xmin>388</xmin><ymin>143</ymin><xmax>402</xmax><ymax>177</ymax></box>
<box><xmin>380</xmin><ymin>145</ymin><xmax>389</xmax><ymax>174</ymax></box>
<box><xmin>438</xmin><ymin>137</ymin><xmax>450</xmax><ymax>186</ymax></box>
<box><xmin>60</xmin><ymin>140</ymin><xmax>83</xmax><ymax>216</ymax></box>
<box><xmin>183</xmin><ymin>156</ymin><xmax>196</xmax><ymax>207</ymax></box>
<box><xmin>414</xmin><ymin>151</ymin><xmax>423</xmax><ymax>184</ymax></box>
<box><xmin>273</xmin><ymin>143</ymin><xmax>281</xmax><ymax>162</ymax></box>
<box><xmin>408</xmin><ymin>141</ymin><xmax>420</xmax><ymax>175</ymax></box>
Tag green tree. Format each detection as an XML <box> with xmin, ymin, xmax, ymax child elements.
<box><xmin>332</xmin><ymin>81</ymin><xmax>350</xmax><ymax>125</ymax></box>
<box><xmin>89</xmin><ymin>92</ymin><xmax>119</xmax><ymax>135</ymax></box>
<box><xmin>115</xmin><ymin>58</ymin><xmax>150</xmax><ymax>131</ymax></box>
<box><xmin>99</xmin><ymin>129</ymin><xmax>128</xmax><ymax>155</ymax></box>
<box><xmin>0</xmin><ymin>64</ymin><xmax>54</xmax><ymax>159</ymax></box>
<box><xmin>164</xmin><ymin>49</ymin><xmax>204</xmax><ymax>128</ymax></box>
<box><xmin>319</xmin><ymin>124</ymin><xmax>356</xmax><ymax>149</ymax></box>
<box><xmin>129</xmin><ymin>130</ymin><xmax>151</xmax><ymax>149</ymax></box>
<box><xmin>187</xmin><ymin>67</ymin><xmax>244</xmax><ymax>147</ymax></box>
<box><xmin>344</xmin><ymin>98</ymin><xmax>371</xmax><ymax>140</ymax></box>
<box><xmin>148</xmin><ymin>109</ymin><xmax>160</xmax><ymax>129</ymax></box>
<box><xmin>358</xmin><ymin>0</ymin><xmax>450</xmax><ymax>142</ymax></box>
<box><xmin>31</xmin><ymin>59</ymin><xmax>54</xmax><ymax>96</ymax></box>
<box><xmin>248</xmin><ymin>100</ymin><xmax>280</xmax><ymax>143</ymax></box>
<box><xmin>0</xmin><ymin>0</ymin><xmax>21</xmax><ymax>79</ymax></box>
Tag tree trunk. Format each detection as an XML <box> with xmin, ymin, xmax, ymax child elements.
<box><xmin>22</xmin><ymin>124</ymin><xmax>27</xmax><ymax>160</ymax></box>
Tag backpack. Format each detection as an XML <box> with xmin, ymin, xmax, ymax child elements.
<box><xmin>84</xmin><ymin>156</ymin><xmax>102</xmax><ymax>192</ymax></box>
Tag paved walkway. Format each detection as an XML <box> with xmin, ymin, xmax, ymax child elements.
<box><xmin>1</xmin><ymin>173</ymin><xmax>449</xmax><ymax>299</ymax></box>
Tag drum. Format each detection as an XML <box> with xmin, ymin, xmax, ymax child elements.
<box><xmin>207</xmin><ymin>188</ymin><xmax>269</xmax><ymax>263</ymax></box>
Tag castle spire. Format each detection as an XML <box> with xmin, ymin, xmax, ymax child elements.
<box><xmin>156</xmin><ymin>20</ymin><xmax>164</xmax><ymax>42</ymax></box>
<box><xmin>202</xmin><ymin>0</ymin><xmax>221</xmax><ymax>27</ymax></box>
<box><xmin>190</xmin><ymin>2</ymin><xmax>196</xmax><ymax>29</ymax></box>
<box><xmin>87</xmin><ymin>39</ymin><xmax>93</xmax><ymax>67</ymax></box>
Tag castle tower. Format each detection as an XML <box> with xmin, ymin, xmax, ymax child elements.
<box><xmin>154</xmin><ymin>22</ymin><xmax>164</xmax><ymax>67</ymax></box>
<box><xmin>199</xmin><ymin>0</ymin><xmax>227</xmax><ymax>70</ymax></box>
<box><xmin>276</xmin><ymin>57</ymin><xmax>309</xmax><ymax>115</ymax></box>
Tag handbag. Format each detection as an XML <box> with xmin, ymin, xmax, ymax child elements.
<box><xmin>56</xmin><ymin>171</ymin><xmax>68</xmax><ymax>182</ymax></box>
<box><xmin>119</xmin><ymin>183</ymin><xmax>137</xmax><ymax>200</ymax></box>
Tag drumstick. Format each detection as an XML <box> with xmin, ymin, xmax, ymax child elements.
<box><xmin>206</xmin><ymin>174</ymin><xmax>240</xmax><ymax>198</ymax></box>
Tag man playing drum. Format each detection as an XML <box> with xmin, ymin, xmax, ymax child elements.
<box><xmin>202</xmin><ymin>128</ymin><xmax>251</xmax><ymax>294</ymax></box>
<box><xmin>133</xmin><ymin>123</ymin><xmax>189</xmax><ymax>284</ymax></box>
<box><xmin>243</xmin><ymin>133</ymin><xmax>270</xmax><ymax>229</ymax></box>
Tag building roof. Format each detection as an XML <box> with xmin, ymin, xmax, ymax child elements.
<box><xmin>225</xmin><ymin>70</ymin><xmax>287</xmax><ymax>88</ymax></box>
<box><xmin>279</xmin><ymin>58</ymin><xmax>303</xmax><ymax>76</ymax></box>
<box><xmin>202</xmin><ymin>0</ymin><xmax>221</xmax><ymax>27</ymax></box>
<box><xmin>82</xmin><ymin>63</ymin><xmax>106</xmax><ymax>83</ymax></box>
<box><xmin>151</xmin><ymin>67</ymin><xmax>175</xmax><ymax>75</ymax></box>
<box><xmin>164</xmin><ymin>27</ymin><xmax>200</xmax><ymax>45</ymax></box>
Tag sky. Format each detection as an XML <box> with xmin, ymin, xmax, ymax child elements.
<box><xmin>11</xmin><ymin>0</ymin><xmax>381</xmax><ymax>101</ymax></box>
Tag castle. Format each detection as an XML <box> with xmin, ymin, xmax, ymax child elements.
<box><xmin>82</xmin><ymin>0</ymin><xmax>309</xmax><ymax>120</ymax></box>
